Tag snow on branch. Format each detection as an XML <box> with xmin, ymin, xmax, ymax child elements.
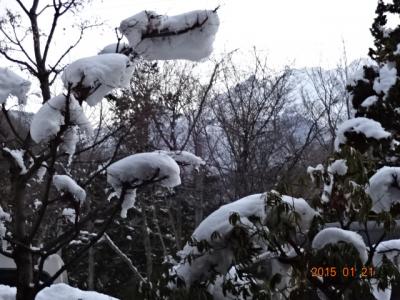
<box><xmin>334</xmin><ymin>117</ymin><xmax>391</xmax><ymax>151</ymax></box>
<box><xmin>52</xmin><ymin>175</ymin><xmax>86</xmax><ymax>204</ymax></box>
<box><xmin>119</xmin><ymin>9</ymin><xmax>219</xmax><ymax>61</ymax></box>
<box><xmin>312</xmin><ymin>228</ymin><xmax>368</xmax><ymax>264</ymax></box>
<box><xmin>368</xmin><ymin>166</ymin><xmax>400</xmax><ymax>213</ymax></box>
<box><xmin>0</xmin><ymin>67</ymin><xmax>31</xmax><ymax>105</ymax></box>
<box><xmin>154</xmin><ymin>150</ymin><xmax>205</xmax><ymax>169</ymax></box>
<box><xmin>30</xmin><ymin>94</ymin><xmax>93</xmax><ymax>143</ymax></box>
<box><xmin>61</xmin><ymin>53</ymin><xmax>136</xmax><ymax>106</ymax></box>
<box><xmin>2</xmin><ymin>148</ymin><xmax>27</xmax><ymax>174</ymax></box>
<box><xmin>107</xmin><ymin>152</ymin><xmax>181</xmax><ymax>218</ymax></box>
<box><xmin>373</xmin><ymin>239</ymin><xmax>400</xmax><ymax>267</ymax></box>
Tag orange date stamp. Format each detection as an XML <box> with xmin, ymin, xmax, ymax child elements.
<box><xmin>310</xmin><ymin>266</ymin><xmax>375</xmax><ymax>278</ymax></box>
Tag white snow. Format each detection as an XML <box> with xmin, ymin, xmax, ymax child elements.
<box><xmin>98</xmin><ymin>43</ymin><xmax>130</xmax><ymax>54</ymax></box>
<box><xmin>53</xmin><ymin>175</ymin><xmax>86</xmax><ymax>204</ymax></box>
<box><xmin>35</xmin><ymin>283</ymin><xmax>118</xmax><ymax>300</ymax></box>
<box><xmin>36</xmin><ymin>162</ymin><xmax>47</xmax><ymax>182</ymax></box>
<box><xmin>107</xmin><ymin>152</ymin><xmax>181</xmax><ymax>190</ymax></box>
<box><xmin>173</xmin><ymin>193</ymin><xmax>317</xmax><ymax>286</ymax></box>
<box><xmin>107</xmin><ymin>152</ymin><xmax>181</xmax><ymax>217</ymax></box>
<box><xmin>368</xmin><ymin>166</ymin><xmax>400</xmax><ymax>213</ymax></box>
<box><xmin>192</xmin><ymin>193</ymin><xmax>267</xmax><ymax>242</ymax></box>
<box><xmin>0</xmin><ymin>285</ymin><xmax>15</xmax><ymax>300</ymax></box>
<box><xmin>334</xmin><ymin>117</ymin><xmax>391</xmax><ymax>151</ymax></box>
<box><xmin>307</xmin><ymin>164</ymin><xmax>324</xmax><ymax>183</ymax></box>
<box><xmin>373</xmin><ymin>63</ymin><xmax>397</xmax><ymax>97</ymax></box>
<box><xmin>312</xmin><ymin>228</ymin><xmax>368</xmax><ymax>264</ymax></box>
<box><xmin>119</xmin><ymin>10</ymin><xmax>219</xmax><ymax>61</ymax></box>
<box><xmin>120</xmin><ymin>189</ymin><xmax>137</xmax><ymax>218</ymax></box>
<box><xmin>60</xmin><ymin>126</ymin><xmax>79</xmax><ymax>162</ymax></box>
<box><xmin>30</xmin><ymin>94</ymin><xmax>92</xmax><ymax>143</ymax></box>
<box><xmin>61</xmin><ymin>53</ymin><xmax>135</xmax><ymax>106</ymax></box>
<box><xmin>155</xmin><ymin>150</ymin><xmax>205</xmax><ymax>169</ymax></box>
<box><xmin>173</xmin><ymin>193</ymin><xmax>267</xmax><ymax>286</ymax></box>
<box><xmin>328</xmin><ymin>159</ymin><xmax>348</xmax><ymax>176</ymax></box>
<box><xmin>373</xmin><ymin>239</ymin><xmax>400</xmax><ymax>267</ymax></box>
<box><xmin>280</xmin><ymin>195</ymin><xmax>319</xmax><ymax>232</ymax></box>
<box><xmin>0</xmin><ymin>68</ymin><xmax>31</xmax><ymax>105</ymax></box>
<box><xmin>395</xmin><ymin>43</ymin><xmax>400</xmax><ymax>55</ymax></box>
<box><xmin>62</xmin><ymin>208</ymin><xmax>76</xmax><ymax>223</ymax></box>
<box><xmin>3</xmin><ymin>148</ymin><xmax>27</xmax><ymax>174</ymax></box>
<box><xmin>360</xmin><ymin>95</ymin><xmax>378</xmax><ymax>108</ymax></box>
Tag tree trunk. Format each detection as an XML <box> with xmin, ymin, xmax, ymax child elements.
<box><xmin>13</xmin><ymin>180</ymin><xmax>35</xmax><ymax>300</ymax></box>
<box><xmin>15</xmin><ymin>247</ymin><xmax>35</xmax><ymax>300</ymax></box>
<box><xmin>88</xmin><ymin>246</ymin><xmax>95</xmax><ymax>290</ymax></box>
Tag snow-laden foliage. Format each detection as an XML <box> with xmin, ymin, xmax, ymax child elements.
<box><xmin>172</xmin><ymin>193</ymin><xmax>317</xmax><ymax>287</ymax></box>
<box><xmin>312</xmin><ymin>228</ymin><xmax>368</xmax><ymax>264</ymax></box>
<box><xmin>0</xmin><ymin>68</ymin><xmax>31</xmax><ymax>105</ymax></box>
<box><xmin>52</xmin><ymin>175</ymin><xmax>86</xmax><ymax>204</ymax></box>
<box><xmin>173</xmin><ymin>193</ymin><xmax>267</xmax><ymax>286</ymax></box>
<box><xmin>373</xmin><ymin>63</ymin><xmax>397</xmax><ymax>97</ymax></box>
<box><xmin>334</xmin><ymin>117</ymin><xmax>391</xmax><ymax>151</ymax></box>
<box><xmin>119</xmin><ymin>10</ymin><xmax>219</xmax><ymax>61</ymax></box>
<box><xmin>30</xmin><ymin>94</ymin><xmax>92</xmax><ymax>143</ymax></box>
<box><xmin>373</xmin><ymin>239</ymin><xmax>400</xmax><ymax>267</ymax></box>
<box><xmin>368</xmin><ymin>166</ymin><xmax>400</xmax><ymax>213</ymax></box>
<box><xmin>328</xmin><ymin>159</ymin><xmax>348</xmax><ymax>176</ymax></box>
<box><xmin>61</xmin><ymin>53</ymin><xmax>136</xmax><ymax>106</ymax></box>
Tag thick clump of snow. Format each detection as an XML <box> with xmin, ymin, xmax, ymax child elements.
<box><xmin>361</xmin><ymin>95</ymin><xmax>378</xmax><ymax>108</ymax></box>
<box><xmin>0</xmin><ymin>285</ymin><xmax>15</xmax><ymax>300</ymax></box>
<box><xmin>0</xmin><ymin>68</ymin><xmax>31</xmax><ymax>105</ymax></box>
<box><xmin>368</xmin><ymin>166</ymin><xmax>400</xmax><ymax>213</ymax></box>
<box><xmin>30</xmin><ymin>94</ymin><xmax>92</xmax><ymax>143</ymax></box>
<box><xmin>53</xmin><ymin>175</ymin><xmax>86</xmax><ymax>204</ymax></box>
<box><xmin>61</xmin><ymin>53</ymin><xmax>135</xmax><ymax>106</ymax></box>
<box><xmin>120</xmin><ymin>189</ymin><xmax>137</xmax><ymax>218</ymax></box>
<box><xmin>107</xmin><ymin>152</ymin><xmax>181</xmax><ymax>189</ymax></box>
<box><xmin>328</xmin><ymin>159</ymin><xmax>348</xmax><ymax>176</ymax></box>
<box><xmin>373</xmin><ymin>239</ymin><xmax>400</xmax><ymax>267</ymax></box>
<box><xmin>280</xmin><ymin>195</ymin><xmax>319</xmax><ymax>232</ymax></box>
<box><xmin>62</xmin><ymin>208</ymin><xmax>76</xmax><ymax>223</ymax></box>
<box><xmin>35</xmin><ymin>283</ymin><xmax>118</xmax><ymax>300</ymax></box>
<box><xmin>373</xmin><ymin>63</ymin><xmax>397</xmax><ymax>97</ymax></box>
<box><xmin>154</xmin><ymin>150</ymin><xmax>205</xmax><ymax>169</ymax></box>
<box><xmin>3</xmin><ymin>148</ymin><xmax>27</xmax><ymax>174</ymax></box>
<box><xmin>307</xmin><ymin>164</ymin><xmax>324</xmax><ymax>183</ymax></box>
<box><xmin>119</xmin><ymin>10</ymin><xmax>219</xmax><ymax>61</ymax></box>
<box><xmin>107</xmin><ymin>152</ymin><xmax>181</xmax><ymax>217</ymax></box>
<box><xmin>334</xmin><ymin>117</ymin><xmax>391</xmax><ymax>151</ymax></box>
<box><xmin>312</xmin><ymin>228</ymin><xmax>368</xmax><ymax>264</ymax></box>
<box><xmin>98</xmin><ymin>42</ymin><xmax>130</xmax><ymax>55</ymax></box>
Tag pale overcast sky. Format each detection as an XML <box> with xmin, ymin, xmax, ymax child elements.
<box><xmin>0</xmin><ymin>0</ymin><xmax>380</xmax><ymax>69</ymax></box>
<box><xmin>77</xmin><ymin>0</ymin><xmax>379</xmax><ymax>69</ymax></box>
